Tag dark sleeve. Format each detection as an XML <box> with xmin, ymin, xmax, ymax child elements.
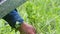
<box><xmin>2</xmin><ymin>9</ymin><xmax>24</xmax><ymax>28</ymax></box>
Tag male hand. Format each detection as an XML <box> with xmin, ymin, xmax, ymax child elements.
<box><xmin>18</xmin><ymin>22</ymin><xmax>36</xmax><ymax>34</ymax></box>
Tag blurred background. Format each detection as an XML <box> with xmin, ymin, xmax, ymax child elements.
<box><xmin>0</xmin><ymin>0</ymin><xmax>60</xmax><ymax>34</ymax></box>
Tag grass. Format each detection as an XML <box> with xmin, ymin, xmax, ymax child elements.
<box><xmin>0</xmin><ymin>0</ymin><xmax>60</xmax><ymax>34</ymax></box>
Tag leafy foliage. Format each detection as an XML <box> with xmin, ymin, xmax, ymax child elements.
<box><xmin>0</xmin><ymin>0</ymin><xmax>60</xmax><ymax>34</ymax></box>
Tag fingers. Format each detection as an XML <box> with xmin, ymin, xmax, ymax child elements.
<box><xmin>18</xmin><ymin>23</ymin><xmax>36</xmax><ymax>34</ymax></box>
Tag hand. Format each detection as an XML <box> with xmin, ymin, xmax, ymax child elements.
<box><xmin>18</xmin><ymin>22</ymin><xmax>36</xmax><ymax>34</ymax></box>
